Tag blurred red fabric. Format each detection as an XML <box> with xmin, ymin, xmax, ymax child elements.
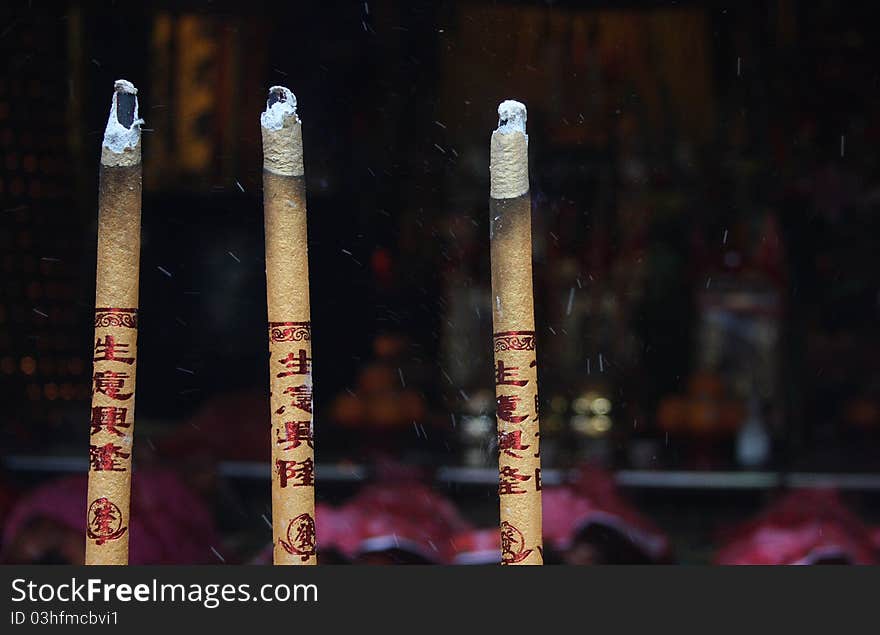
<box><xmin>715</xmin><ymin>489</ymin><xmax>877</xmax><ymax>565</ymax></box>
<box><xmin>2</xmin><ymin>469</ymin><xmax>222</xmax><ymax>564</ymax></box>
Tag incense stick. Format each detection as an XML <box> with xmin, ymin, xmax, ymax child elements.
<box><xmin>261</xmin><ymin>86</ymin><xmax>317</xmax><ymax>565</ymax></box>
<box><xmin>85</xmin><ymin>80</ymin><xmax>144</xmax><ymax>565</ymax></box>
<box><xmin>489</xmin><ymin>100</ymin><xmax>543</xmax><ymax>565</ymax></box>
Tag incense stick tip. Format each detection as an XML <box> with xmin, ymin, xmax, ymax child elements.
<box><xmin>496</xmin><ymin>100</ymin><xmax>527</xmax><ymax>136</ymax></box>
<box><xmin>114</xmin><ymin>79</ymin><xmax>138</xmax><ymax>95</ymax></box>
<box><xmin>490</xmin><ymin>100</ymin><xmax>529</xmax><ymax>198</ymax></box>
<box><xmin>261</xmin><ymin>85</ymin><xmax>299</xmax><ymax>130</ymax></box>
<box><xmin>102</xmin><ymin>79</ymin><xmax>143</xmax><ymax>165</ymax></box>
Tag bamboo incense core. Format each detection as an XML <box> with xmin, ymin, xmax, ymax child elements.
<box><xmin>489</xmin><ymin>100</ymin><xmax>543</xmax><ymax>565</ymax></box>
<box><xmin>85</xmin><ymin>80</ymin><xmax>144</xmax><ymax>565</ymax></box>
<box><xmin>261</xmin><ymin>86</ymin><xmax>317</xmax><ymax>565</ymax></box>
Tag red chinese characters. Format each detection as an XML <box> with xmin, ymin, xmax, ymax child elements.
<box><xmin>495</xmin><ymin>360</ymin><xmax>528</xmax><ymax>387</ymax></box>
<box><xmin>90</xmin><ymin>406</ymin><xmax>130</xmax><ymax>437</ymax></box>
<box><xmin>276</xmin><ymin>457</ymin><xmax>315</xmax><ymax>488</ymax></box>
<box><xmin>275</xmin><ymin>384</ymin><xmax>313</xmax><ymax>416</ymax></box>
<box><xmin>276</xmin><ymin>420</ymin><xmax>314</xmax><ymax>451</ymax></box>
<box><xmin>93</xmin><ymin>334</ymin><xmax>134</xmax><ymax>365</ymax></box>
<box><xmin>92</xmin><ymin>370</ymin><xmax>133</xmax><ymax>400</ymax></box>
<box><xmin>498</xmin><ymin>429</ymin><xmax>530</xmax><ymax>459</ymax></box>
<box><xmin>89</xmin><ymin>313</ymin><xmax>137</xmax><ymax>476</ymax></box>
<box><xmin>496</xmin><ymin>394</ymin><xmax>528</xmax><ymax>424</ymax></box>
<box><xmin>499</xmin><ymin>466</ymin><xmax>531</xmax><ymax>495</ymax></box>
<box><xmin>276</xmin><ymin>349</ymin><xmax>312</xmax><ymax>378</ymax></box>
<box><xmin>89</xmin><ymin>443</ymin><xmax>131</xmax><ymax>472</ymax></box>
<box><xmin>283</xmin><ymin>384</ymin><xmax>313</xmax><ymax>413</ymax></box>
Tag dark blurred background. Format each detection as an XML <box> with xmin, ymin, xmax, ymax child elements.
<box><xmin>1</xmin><ymin>1</ymin><xmax>879</xmax><ymax>564</ymax></box>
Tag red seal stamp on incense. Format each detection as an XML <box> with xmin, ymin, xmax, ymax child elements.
<box><xmin>500</xmin><ymin>521</ymin><xmax>533</xmax><ymax>564</ymax></box>
<box><xmin>86</xmin><ymin>497</ymin><xmax>128</xmax><ymax>546</ymax></box>
<box><xmin>280</xmin><ymin>513</ymin><xmax>317</xmax><ymax>562</ymax></box>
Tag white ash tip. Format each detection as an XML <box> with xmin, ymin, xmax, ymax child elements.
<box><xmin>102</xmin><ymin>79</ymin><xmax>143</xmax><ymax>159</ymax></box>
<box><xmin>114</xmin><ymin>79</ymin><xmax>138</xmax><ymax>95</ymax></box>
<box><xmin>496</xmin><ymin>100</ymin><xmax>527</xmax><ymax>136</ymax></box>
<box><xmin>261</xmin><ymin>85</ymin><xmax>299</xmax><ymax>130</ymax></box>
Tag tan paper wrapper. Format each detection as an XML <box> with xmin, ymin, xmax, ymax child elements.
<box><xmin>263</xmin><ymin>170</ymin><xmax>317</xmax><ymax>565</ymax></box>
<box><xmin>490</xmin><ymin>192</ymin><xmax>543</xmax><ymax>565</ymax></box>
<box><xmin>85</xmin><ymin>164</ymin><xmax>142</xmax><ymax>565</ymax></box>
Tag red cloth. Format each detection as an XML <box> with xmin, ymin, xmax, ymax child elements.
<box><xmin>2</xmin><ymin>470</ymin><xmax>222</xmax><ymax>564</ymax></box>
<box><xmin>543</xmin><ymin>467</ymin><xmax>671</xmax><ymax>561</ymax></box>
<box><xmin>715</xmin><ymin>489</ymin><xmax>877</xmax><ymax>565</ymax></box>
<box><xmin>315</xmin><ymin>503</ymin><xmax>361</xmax><ymax>559</ymax></box>
<box><xmin>452</xmin><ymin>528</ymin><xmax>500</xmax><ymax>565</ymax></box>
<box><xmin>342</xmin><ymin>481</ymin><xmax>472</xmax><ymax>563</ymax></box>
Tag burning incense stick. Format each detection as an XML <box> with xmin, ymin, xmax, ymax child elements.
<box><xmin>261</xmin><ymin>86</ymin><xmax>317</xmax><ymax>565</ymax></box>
<box><xmin>489</xmin><ymin>100</ymin><xmax>543</xmax><ymax>565</ymax></box>
<box><xmin>85</xmin><ymin>80</ymin><xmax>144</xmax><ymax>565</ymax></box>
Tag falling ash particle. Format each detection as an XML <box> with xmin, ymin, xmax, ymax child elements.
<box><xmin>209</xmin><ymin>546</ymin><xmax>226</xmax><ymax>563</ymax></box>
<box><xmin>566</xmin><ymin>287</ymin><xmax>575</xmax><ymax>316</ymax></box>
<box><xmin>157</xmin><ymin>266</ymin><xmax>172</xmax><ymax>277</ymax></box>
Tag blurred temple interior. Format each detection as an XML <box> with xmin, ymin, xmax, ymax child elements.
<box><xmin>1</xmin><ymin>1</ymin><xmax>880</xmax><ymax>564</ymax></box>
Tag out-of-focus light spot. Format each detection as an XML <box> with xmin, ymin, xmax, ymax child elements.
<box><xmin>573</xmin><ymin>394</ymin><xmax>596</xmax><ymax>414</ymax></box>
<box><xmin>20</xmin><ymin>356</ymin><xmax>36</xmax><ymax>375</ymax></box>
<box><xmin>591</xmin><ymin>397</ymin><xmax>612</xmax><ymax>415</ymax></box>
<box><xmin>44</xmin><ymin>383</ymin><xmax>58</xmax><ymax>400</ymax></box>
<box><xmin>571</xmin><ymin>414</ymin><xmax>591</xmax><ymax>435</ymax></box>
<box><xmin>589</xmin><ymin>415</ymin><xmax>612</xmax><ymax>435</ymax></box>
